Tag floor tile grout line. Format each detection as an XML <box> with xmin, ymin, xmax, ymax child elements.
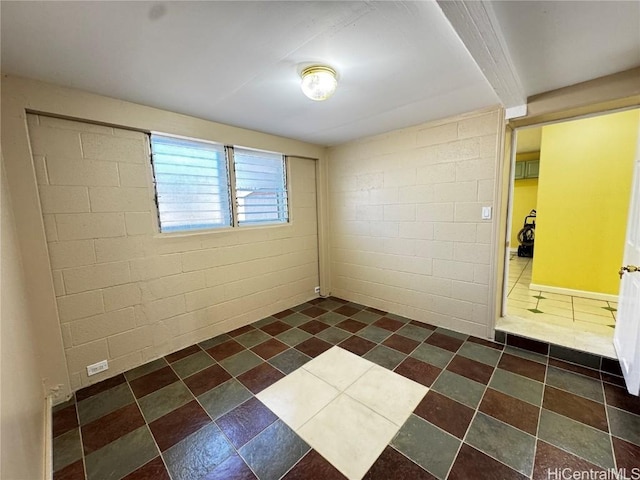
<box><xmin>73</xmin><ymin>391</ymin><xmax>89</xmax><ymax>480</ymax></box>
<box><xmin>123</xmin><ymin>375</ymin><xmax>175</xmax><ymax>480</ymax></box>
<box><xmin>601</xmin><ymin>372</ymin><xmax>619</xmax><ymax>474</ymax></box>
<box><xmin>165</xmin><ymin>355</ymin><xmax>267</xmax><ymax>480</ymax></box>
<box><xmin>447</xmin><ymin>345</ymin><xmax>537</xmax><ymax>479</ymax></box>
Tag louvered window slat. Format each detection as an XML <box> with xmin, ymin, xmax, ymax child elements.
<box><xmin>233</xmin><ymin>148</ymin><xmax>288</xmax><ymax>226</ymax></box>
<box><xmin>150</xmin><ymin>134</ymin><xmax>231</xmax><ymax>232</ymax></box>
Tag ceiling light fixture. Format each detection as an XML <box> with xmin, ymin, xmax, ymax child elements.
<box><xmin>300</xmin><ymin>65</ymin><xmax>338</xmax><ymax>101</ymax></box>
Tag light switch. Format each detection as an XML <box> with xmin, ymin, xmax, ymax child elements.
<box><xmin>481</xmin><ymin>206</ymin><xmax>492</xmax><ymax>220</ymax></box>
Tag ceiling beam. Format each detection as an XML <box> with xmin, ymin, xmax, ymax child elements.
<box><xmin>436</xmin><ymin>0</ymin><xmax>527</xmax><ymax>117</ymax></box>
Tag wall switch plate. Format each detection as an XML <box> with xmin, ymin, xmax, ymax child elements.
<box><xmin>87</xmin><ymin>360</ymin><xmax>108</xmax><ymax>376</ymax></box>
<box><xmin>314</xmin><ymin>286</ymin><xmax>320</xmax><ymax>294</ymax></box>
<box><xmin>481</xmin><ymin>206</ymin><xmax>492</xmax><ymax>220</ymax></box>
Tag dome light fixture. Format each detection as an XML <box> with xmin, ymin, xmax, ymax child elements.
<box><xmin>300</xmin><ymin>65</ymin><xmax>338</xmax><ymax>101</ymax></box>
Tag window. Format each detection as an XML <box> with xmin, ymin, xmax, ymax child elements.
<box><xmin>233</xmin><ymin>147</ymin><xmax>288</xmax><ymax>226</ymax></box>
<box><xmin>150</xmin><ymin>134</ymin><xmax>288</xmax><ymax>233</ymax></box>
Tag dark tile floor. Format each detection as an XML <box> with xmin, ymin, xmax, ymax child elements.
<box><xmin>52</xmin><ymin>297</ymin><xmax>640</xmax><ymax>480</ymax></box>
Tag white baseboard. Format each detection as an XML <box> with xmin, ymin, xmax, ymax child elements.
<box><xmin>45</xmin><ymin>395</ymin><xmax>53</xmax><ymax>480</ymax></box>
<box><xmin>529</xmin><ymin>283</ymin><xmax>618</xmax><ymax>302</ymax></box>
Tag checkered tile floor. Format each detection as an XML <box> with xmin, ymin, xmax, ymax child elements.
<box><xmin>52</xmin><ymin>297</ymin><xmax>639</xmax><ymax>480</ymax></box>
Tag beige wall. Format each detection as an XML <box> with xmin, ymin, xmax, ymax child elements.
<box><xmin>2</xmin><ymin>75</ymin><xmax>327</xmax><ymax>398</ymax></box>
<box><xmin>328</xmin><ymin>109</ymin><xmax>503</xmax><ymax>338</ymax></box>
<box><xmin>28</xmin><ymin>115</ymin><xmax>320</xmax><ymax>390</ymax></box>
<box><xmin>1</xmin><ymin>160</ymin><xmax>46</xmax><ymax>480</ymax></box>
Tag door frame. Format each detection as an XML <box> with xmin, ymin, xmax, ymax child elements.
<box><xmin>489</xmin><ymin>67</ymin><xmax>640</xmax><ymax>341</ymax></box>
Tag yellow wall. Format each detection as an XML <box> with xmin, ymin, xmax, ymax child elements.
<box><xmin>510</xmin><ymin>153</ymin><xmax>539</xmax><ymax>249</ymax></box>
<box><xmin>532</xmin><ymin>109</ymin><xmax>640</xmax><ymax>295</ymax></box>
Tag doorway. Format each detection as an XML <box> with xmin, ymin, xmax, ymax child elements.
<box><xmin>497</xmin><ymin>108</ymin><xmax>640</xmax><ymax>358</ymax></box>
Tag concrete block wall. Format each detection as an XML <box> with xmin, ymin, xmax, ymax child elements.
<box><xmin>28</xmin><ymin>115</ymin><xmax>319</xmax><ymax>389</ymax></box>
<box><xmin>328</xmin><ymin>109</ymin><xmax>501</xmax><ymax>337</ymax></box>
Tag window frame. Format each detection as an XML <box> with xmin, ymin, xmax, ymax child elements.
<box><xmin>148</xmin><ymin>132</ymin><xmax>290</xmax><ymax>235</ymax></box>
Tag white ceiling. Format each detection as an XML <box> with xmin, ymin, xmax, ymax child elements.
<box><xmin>489</xmin><ymin>0</ymin><xmax>640</xmax><ymax>97</ymax></box>
<box><xmin>1</xmin><ymin>1</ymin><xmax>638</xmax><ymax>146</ymax></box>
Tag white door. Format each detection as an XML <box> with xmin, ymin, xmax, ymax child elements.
<box><xmin>614</xmin><ymin>127</ymin><xmax>640</xmax><ymax>395</ymax></box>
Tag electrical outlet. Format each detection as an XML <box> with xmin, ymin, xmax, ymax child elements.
<box><xmin>314</xmin><ymin>286</ymin><xmax>320</xmax><ymax>294</ymax></box>
<box><xmin>87</xmin><ymin>360</ymin><xmax>108</xmax><ymax>376</ymax></box>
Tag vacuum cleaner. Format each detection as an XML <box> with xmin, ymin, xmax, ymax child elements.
<box><xmin>517</xmin><ymin>209</ymin><xmax>536</xmax><ymax>258</ymax></box>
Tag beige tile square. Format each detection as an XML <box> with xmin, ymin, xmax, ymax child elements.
<box><xmin>256</xmin><ymin>368</ymin><xmax>339</xmax><ymax>430</ymax></box>
<box><xmin>572</xmin><ymin>296</ymin><xmax>608</xmax><ymax>307</ymax></box>
<box><xmin>507</xmin><ymin>298</ymin><xmax>538</xmax><ymax>310</ymax></box>
<box><xmin>573</xmin><ymin>303</ymin><xmax>614</xmax><ymax>317</ymax></box>
<box><xmin>574</xmin><ymin>311</ymin><xmax>614</xmax><ymax>325</ymax></box>
<box><xmin>537</xmin><ymin>299</ymin><xmax>573</xmax><ymax>310</ymax></box>
<box><xmin>345</xmin><ymin>365</ymin><xmax>427</xmax><ymax>426</ymax></box>
<box><xmin>303</xmin><ymin>346</ymin><xmax>373</xmax><ymax>391</ymax></box>
<box><xmin>538</xmin><ymin>292</ymin><xmax>572</xmax><ymax>303</ymax></box>
<box><xmin>537</xmin><ymin>305</ymin><xmax>573</xmax><ymax>319</ymax></box>
<box><xmin>298</xmin><ymin>393</ymin><xmax>397</xmax><ymax>480</ymax></box>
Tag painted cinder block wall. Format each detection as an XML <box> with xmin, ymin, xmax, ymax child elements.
<box><xmin>327</xmin><ymin>109</ymin><xmax>503</xmax><ymax>338</ymax></box>
<box><xmin>27</xmin><ymin>114</ymin><xmax>321</xmax><ymax>391</ymax></box>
